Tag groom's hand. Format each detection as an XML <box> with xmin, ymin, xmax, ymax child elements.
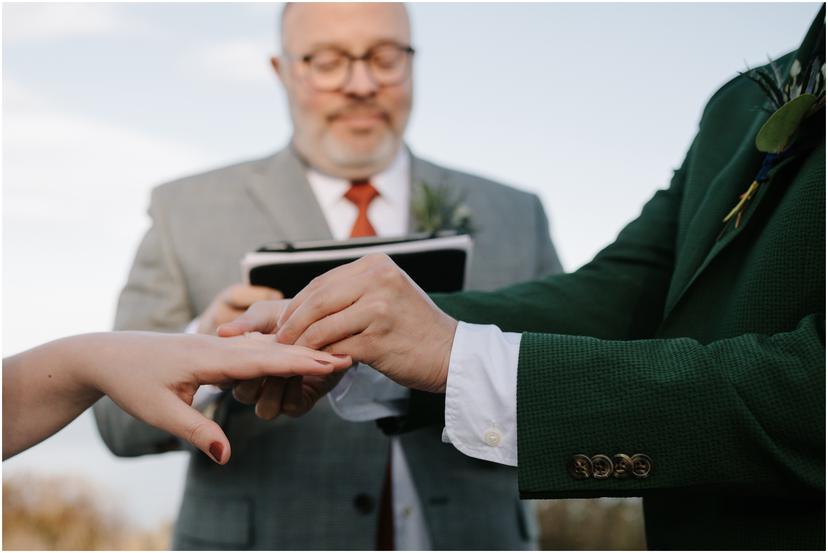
<box><xmin>278</xmin><ymin>254</ymin><xmax>457</xmax><ymax>393</ymax></box>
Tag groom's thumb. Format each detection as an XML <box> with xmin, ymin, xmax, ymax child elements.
<box><xmin>161</xmin><ymin>397</ymin><xmax>232</xmax><ymax>465</ymax></box>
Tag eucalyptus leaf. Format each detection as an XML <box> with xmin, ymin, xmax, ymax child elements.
<box><xmin>755</xmin><ymin>93</ymin><xmax>818</xmax><ymax>153</ymax></box>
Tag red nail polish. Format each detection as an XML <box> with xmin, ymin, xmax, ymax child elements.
<box><xmin>209</xmin><ymin>442</ymin><xmax>224</xmax><ymax>463</ymax></box>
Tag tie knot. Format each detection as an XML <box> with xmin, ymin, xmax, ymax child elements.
<box><xmin>345</xmin><ymin>180</ymin><xmax>380</xmax><ymax>209</ymax></box>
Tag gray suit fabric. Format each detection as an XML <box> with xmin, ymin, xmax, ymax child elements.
<box><xmin>93</xmin><ymin>146</ymin><xmax>562</xmax><ymax>550</ymax></box>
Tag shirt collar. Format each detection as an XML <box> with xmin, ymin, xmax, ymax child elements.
<box><xmin>305</xmin><ymin>146</ymin><xmax>410</xmax><ymax>211</ymax></box>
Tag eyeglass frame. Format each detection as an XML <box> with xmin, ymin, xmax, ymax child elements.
<box><xmin>286</xmin><ymin>42</ymin><xmax>416</xmax><ymax>92</ymax></box>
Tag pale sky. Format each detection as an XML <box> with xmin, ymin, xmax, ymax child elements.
<box><xmin>2</xmin><ymin>1</ymin><xmax>821</xmax><ymax>529</ymax></box>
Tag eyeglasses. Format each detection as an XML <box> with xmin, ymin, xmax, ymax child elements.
<box><xmin>295</xmin><ymin>43</ymin><xmax>415</xmax><ymax>92</ymax></box>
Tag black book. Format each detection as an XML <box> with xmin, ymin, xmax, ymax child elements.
<box><xmin>242</xmin><ymin>233</ymin><xmax>473</xmax><ymax>297</ymax></box>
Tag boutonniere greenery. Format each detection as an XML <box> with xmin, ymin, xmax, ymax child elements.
<box><xmin>411</xmin><ymin>181</ymin><xmax>476</xmax><ymax>235</ymax></box>
<box><xmin>722</xmin><ymin>30</ymin><xmax>825</xmax><ymax>231</ymax></box>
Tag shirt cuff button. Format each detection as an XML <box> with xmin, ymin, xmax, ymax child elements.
<box><xmin>483</xmin><ymin>429</ymin><xmax>502</xmax><ymax>446</ymax></box>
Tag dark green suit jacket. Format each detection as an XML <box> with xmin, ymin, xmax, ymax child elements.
<box><xmin>429</xmin><ymin>11</ymin><xmax>825</xmax><ymax>550</ymax></box>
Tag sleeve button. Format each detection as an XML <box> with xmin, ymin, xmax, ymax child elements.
<box><xmin>483</xmin><ymin>429</ymin><xmax>501</xmax><ymax>446</ymax></box>
<box><xmin>591</xmin><ymin>454</ymin><xmax>613</xmax><ymax>479</ymax></box>
<box><xmin>567</xmin><ymin>454</ymin><xmax>593</xmax><ymax>480</ymax></box>
<box><xmin>630</xmin><ymin>454</ymin><xmax>653</xmax><ymax>479</ymax></box>
<box><xmin>612</xmin><ymin>454</ymin><xmax>634</xmax><ymax>479</ymax></box>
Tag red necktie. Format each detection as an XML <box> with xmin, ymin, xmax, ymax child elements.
<box><xmin>345</xmin><ymin>180</ymin><xmax>380</xmax><ymax>238</ymax></box>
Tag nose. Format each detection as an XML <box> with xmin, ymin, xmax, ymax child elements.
<box><xmin>342</xmin><ymin>59</ymin><xmax>379</xmax><ymax>97</ymax></box>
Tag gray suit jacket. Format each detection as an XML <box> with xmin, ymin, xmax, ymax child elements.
<box><xmin>94</xmin><ymin>146</ymin><xmax>562</xmax><ymax>550</ymax></box>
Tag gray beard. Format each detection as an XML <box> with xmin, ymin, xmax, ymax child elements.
<box><xmin>320</xmin><ymin>132</ymin><xmax>398</xmax><ymax>171</ymax></box>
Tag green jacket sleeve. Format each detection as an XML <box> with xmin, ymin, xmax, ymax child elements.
<box><xmin>433</xmin><ymin>141</ymin><xmax>693</xmax><ymax>341</ymax></box>
<box><xmin>517</xmin><ymin>313</ymin><xmax>825</xmax><ymax>498</ymax></box>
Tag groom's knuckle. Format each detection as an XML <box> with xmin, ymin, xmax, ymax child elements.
<box><xmin>364</xmin><ymin>252</ymin><xmax>385</xmax><ymax>266</ymax></box>
<box><xmin>307</xmin><ymin>293</ymin><xmax>326</xmax><ymax>314</ymax></box>
<box><xmin>373</xmin><ymin>299</ymin><xmax>391</xmax><ymax>318</ymax></box>
<box><xmin>302</xmin><ymin>326</ymin><xmax>323</xmax><ymax>349</ymax></box>
<box><xmin>307</xmin><ymin>273</ymin><xmax>326</xmax><ymax>290</ymax></box>
<box><xmin>375</xmin><ymin>264</ymin><xmax>398</xmax><ymax>285</ymax></box>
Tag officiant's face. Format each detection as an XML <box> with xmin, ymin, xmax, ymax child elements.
<box><xmin>274</xmin><ymin>3</ymin><xmax>413</xmax><ymax>180</ymax></box>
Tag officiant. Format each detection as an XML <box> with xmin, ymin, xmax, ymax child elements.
<box><xmin>93</xmin><ymin>2</ymin><xmax>562</xmax><ymax>550</ymax></box>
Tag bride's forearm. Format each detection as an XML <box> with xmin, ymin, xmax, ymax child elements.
<box><xmin>2</xmin><ymin>334</ymin><xmax>104</xmax><ymax>460</ymax></box>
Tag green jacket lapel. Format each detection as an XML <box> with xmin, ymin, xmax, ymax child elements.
<box><xmin>662</xmin><ymin>17</ymin><xmax>819</xmax><ymax>319</ymax></box>
<box><xmin>663</xmin><ymin>114</ymin><xmax>767</xmax><ymax>317</ymax></box>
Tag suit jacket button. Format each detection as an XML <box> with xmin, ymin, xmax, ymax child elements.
<box><xmin>630</xmin><ymin>454</ymin><xmax>653</xmax><ymax>479</ymax></box>
<box><xmin>612</xmin><ymin>454</ymin><xmax>633</xmax><ymax>479</ymax></box>
<box><xmin>590</xmin><ymin>454</ymin><xmax>613</xmax><ymax>479</ymax></box>
<box><xmin>568</xmin><ymin>454</ymin><xmax>593</xmax><ymax>480</ymax></box>
<box><xmin>353</xmin><ymin>493</ymin><xmax>375</xmax><ymax>514</ymax></box>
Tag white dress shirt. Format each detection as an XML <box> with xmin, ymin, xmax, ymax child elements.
<box><xmin>331</xmin><ymin>322</ymin><xmax>522</xmax><ymax>467</ymax></box>
<box><xmin>442</xmin><ymin>323</ymin><xmax>521</xmax><ymax>466</ymax></box>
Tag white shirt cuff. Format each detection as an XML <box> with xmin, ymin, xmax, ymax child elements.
<box><xmin>442</xmin><ymin>322</ymin><xmax>520</xmax><ymax>467</ymax></box>
<box><xmin>328</xmin><ymin>363</ymin><xmax>410</xmax><ymax>422</ymax></box>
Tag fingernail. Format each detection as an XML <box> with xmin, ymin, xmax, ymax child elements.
<box><xmin>209</xmin><ymin>442</ymin><xmax>224</xmax><ymax>463</ymax></box>
<box><xmin>332</xmin><ymin>354</ymin><xmax>349</xmax><ymax>359</ymax></box>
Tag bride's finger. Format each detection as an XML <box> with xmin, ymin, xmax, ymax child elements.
<box><xmin>155</xmin><ymin>394</ymin><xmax>231</xmax><ymax>465</ymax></box>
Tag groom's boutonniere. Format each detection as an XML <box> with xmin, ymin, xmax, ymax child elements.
<box><xmin>722</xmin><ymin>31</ymin><xmax>825</xmax><ymax>231</ymax></box>
<box><xmin>411</xmin><ymin>181</ymin><xmax>476</xmax><ymax>235</ymax></box>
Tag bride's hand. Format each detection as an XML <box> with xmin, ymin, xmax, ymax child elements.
<box><xmin>85</xmin><ymin>332</ymin><xmax>352</xmax><ymax>464</ymax></box>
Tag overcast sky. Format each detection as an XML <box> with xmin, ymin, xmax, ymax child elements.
<box><xmin>3</xmin><ymin>1</ymin><xmax>821</xmax><ymax>529</ymax></box>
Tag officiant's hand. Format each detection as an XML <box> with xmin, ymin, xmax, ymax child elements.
<box><xmin>222</xmin><ymin>254</ymin><xmax>458</xmax><ymax>394</ymax></box>
<box><xmin>197</xmin><ymin>284</ymin><xmax>283</xmax><ymax>335</ymax></box>
<box><xmin>219</xmin><ymin>300</ymin><xmax>348</xmax><ymax>420</ymax></box>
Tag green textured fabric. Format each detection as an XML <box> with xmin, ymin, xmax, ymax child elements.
<box><xmin>431</xmin><ymin>11</ymin><xmax>825</xmax><ymax>550</ymax></box>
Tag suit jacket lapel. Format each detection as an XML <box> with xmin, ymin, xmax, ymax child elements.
<box><xmin>663</xmin><ymin>106</ymin><xmax>807</xmax><ymax>320</ymax></box>
<box><xmin>244</xmin><ymin>147</ymin><xmax>333</xmax><ymax>242</ymax></box>
<box><xmin>663</xmin><ymin>12</ymin><xmax>822</xmax><ymax>319</ymax></box>
<box><xmin>409</xmin><ymin>151</ymin><xmax>423</xmax><ymax>234</ymax></box>
<box><xmin>663</xmin><ymin>114</ymin><xmax>767</xmax><ymax>317</ymax></box>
